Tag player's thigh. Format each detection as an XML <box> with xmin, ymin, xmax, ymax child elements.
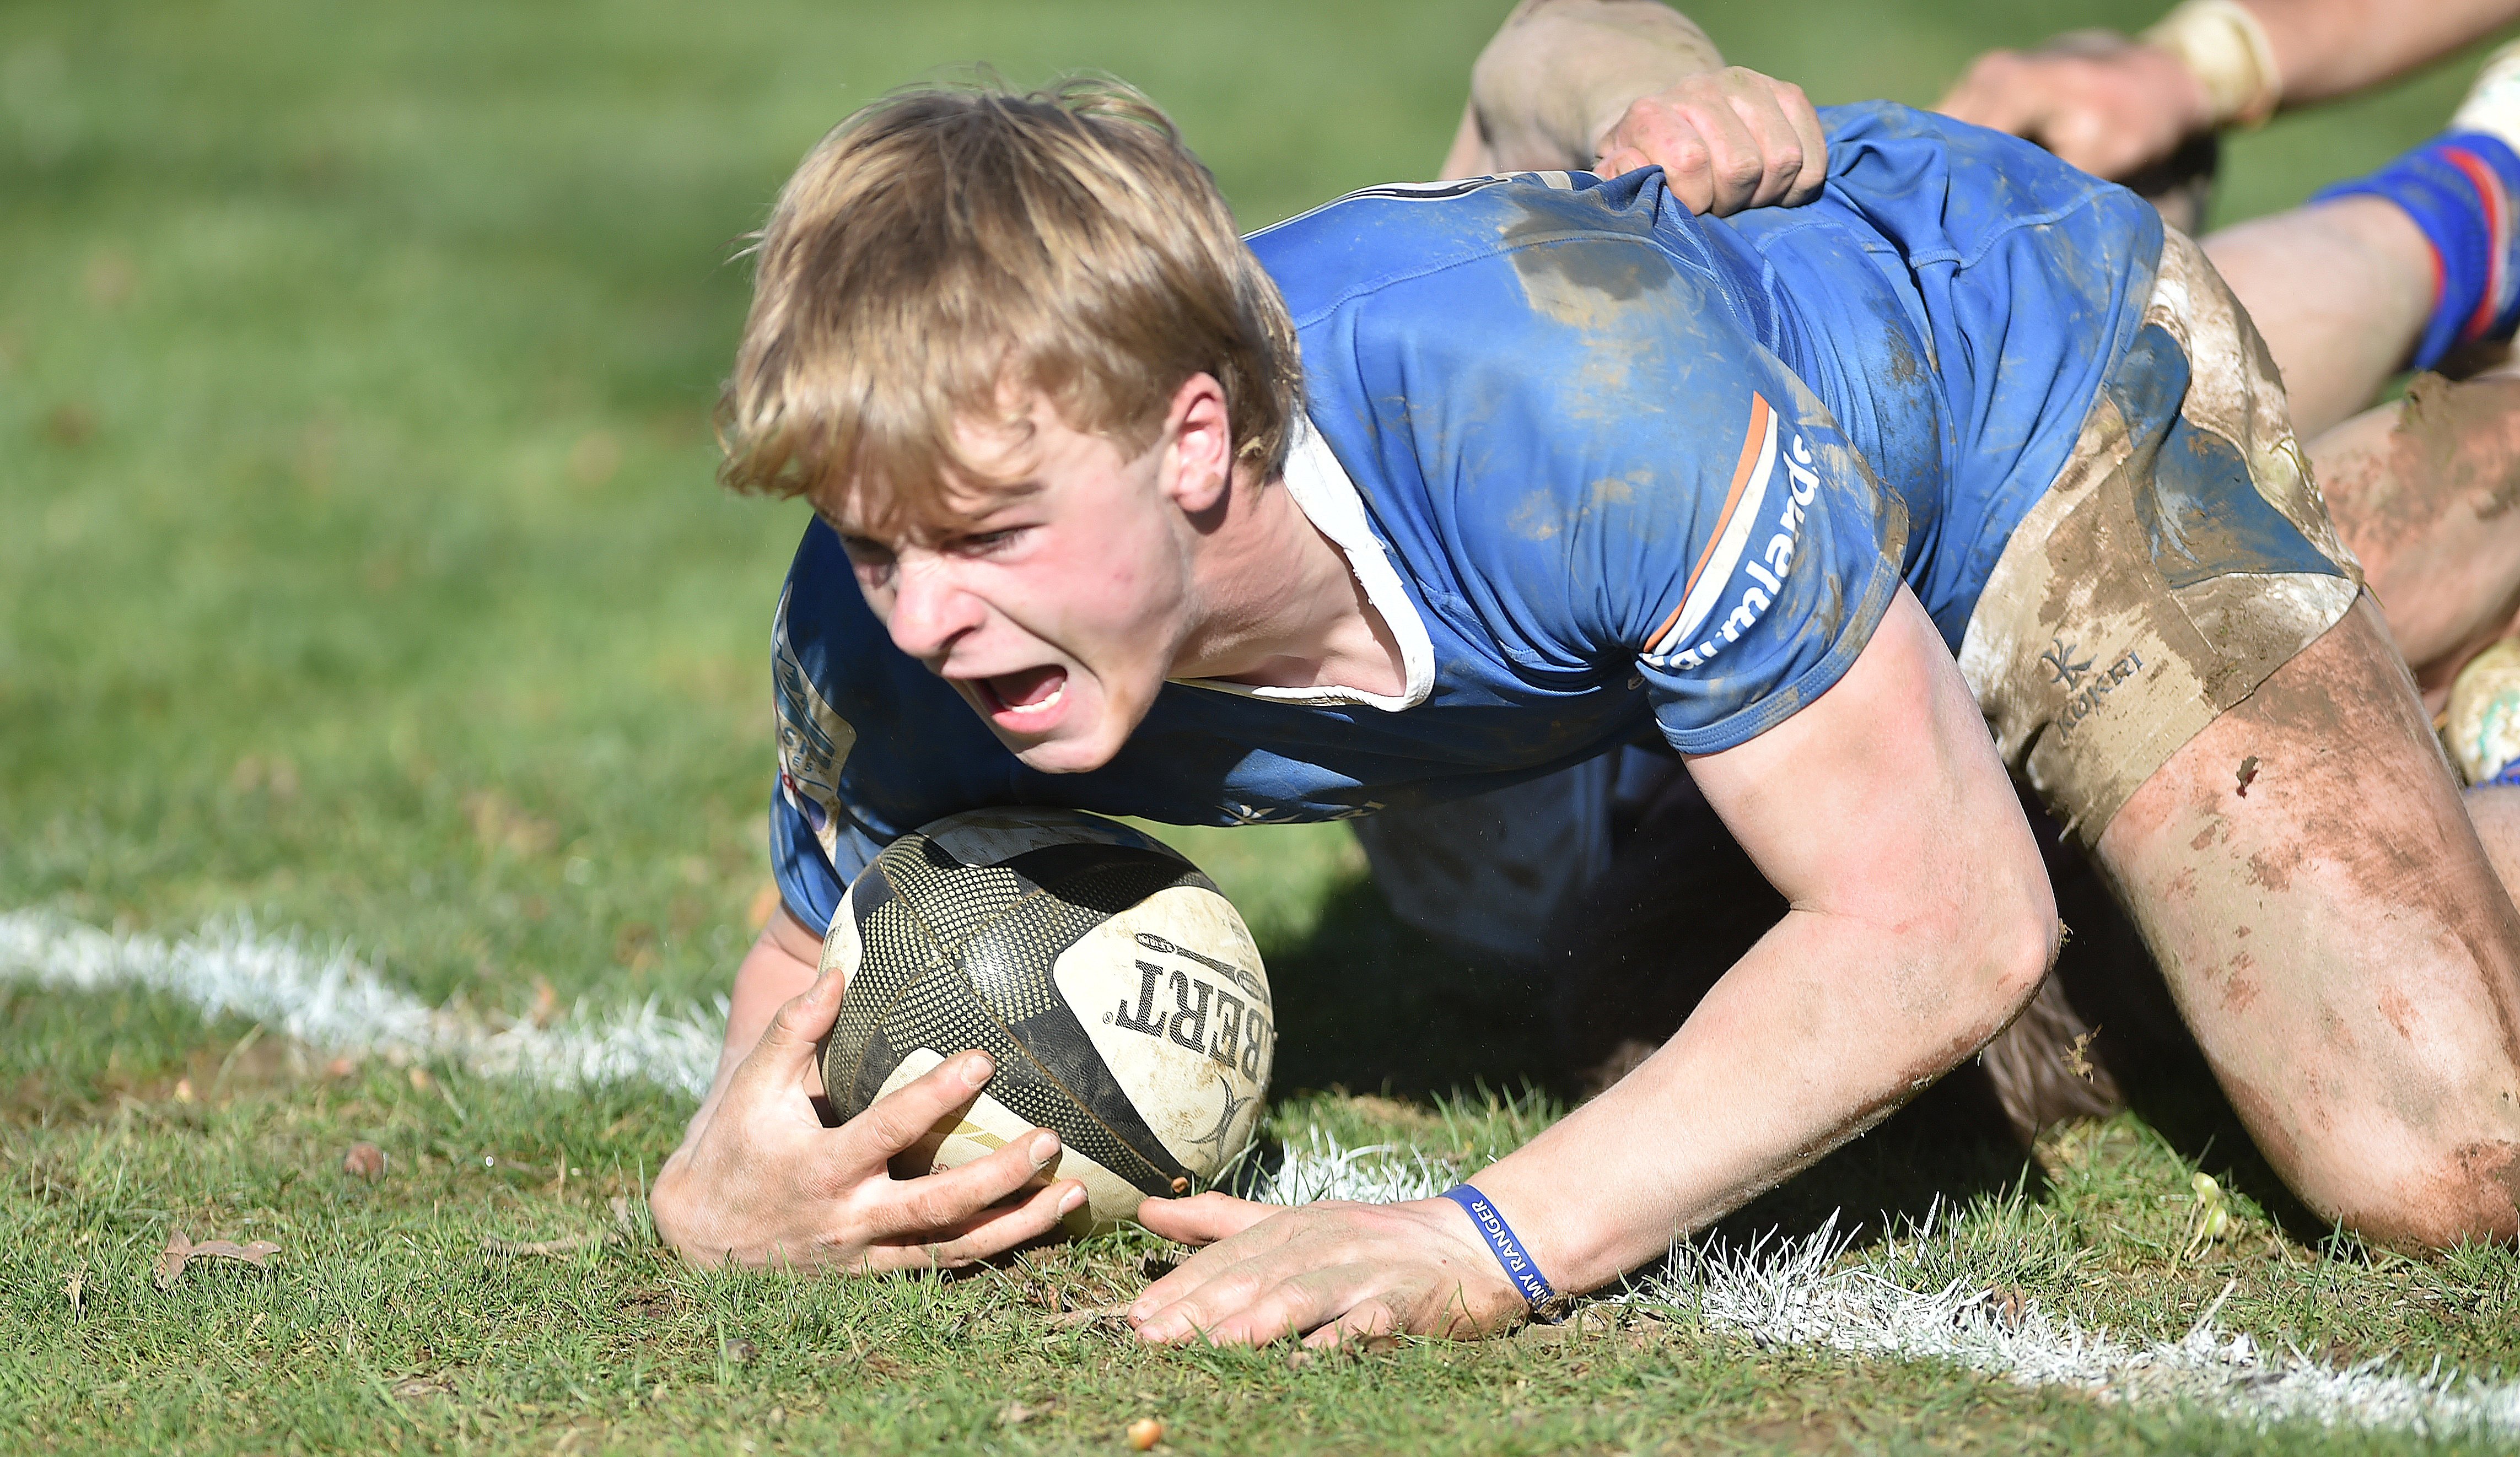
<box><xmin>2096</xmin><ymin>597</ymin><xmax>2520</xmax><ymax>1247</ymax></box>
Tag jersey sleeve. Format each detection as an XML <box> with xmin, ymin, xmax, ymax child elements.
<box><xmin>1295</xmin><ymin>174</ymin><xmax>1909</xmax><ymax>758</ymax></box>
<box><xmin>1624</xmin><ymin>369</ymin><xmax>1909</xmax><ymax>754</ymax></box>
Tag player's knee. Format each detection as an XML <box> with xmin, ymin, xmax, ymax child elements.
<box><xmin>2300</xmin><ymin>1119</ymin><xmax>2520</xmax><ymax>1251</ymax></box>
<box><xmin>1973</xmin><ymin>865</ymin><xmax>2061</xmax><ymax>1016</ymax></box>
<box><xmin>1996</xmin><ymin>906</ymin><xmax>2060</xmax><ymax>1001</ymax></box>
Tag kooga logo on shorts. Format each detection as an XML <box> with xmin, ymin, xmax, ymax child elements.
<box><xmin>1643</xmin><ymin>392</ymin><xmax>1819</xmax><ymax>673</ymax></box>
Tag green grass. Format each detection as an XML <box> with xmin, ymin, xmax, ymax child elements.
<box><xmin>7</xmin><ymin>0</ymin><xmax>2520</xmax><ymax>1450</ymax></box>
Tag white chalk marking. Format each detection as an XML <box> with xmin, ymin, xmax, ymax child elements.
<box><xmin>0</xmin><ymin>910</ymin><xmax>721</xmax><ymax>1098</ymax></box>
<box><xmin>1262</xmin><ymin>1137</ymin><xmax>2520</xmax><ymax>1438</ymax></box>
<box><xmin>6</xmin><ymin>908</ymin><xmax>2515</xmax><ymax>1436</ymax></box>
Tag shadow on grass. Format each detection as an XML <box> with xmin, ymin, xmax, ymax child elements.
<box><xmin>1259</xmin><ymin>774</ymin><xmax>2321</xmax><ymax>1248</ymax></box>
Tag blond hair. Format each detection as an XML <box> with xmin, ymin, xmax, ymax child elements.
<box><xmin>717</xmin><ymin>77</ymin><xmax>1302</xmax><ymax>527</ymax></box>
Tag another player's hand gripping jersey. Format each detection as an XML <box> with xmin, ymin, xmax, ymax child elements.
<box><xmin>769</xmin><ymin>104</ymin><xmax>2162</xmax><ymax>929</ymax></box>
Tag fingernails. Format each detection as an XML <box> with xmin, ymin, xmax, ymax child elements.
<box><xmin>959</xmin><ymin>1051</ymin><xmax>994</xmax><ymax>1088</ymax></box>
<box><xmin>1029</xmin><ymin>1131</ymin><xmax>1062</xmax><ymax>1169</ymax></box>
<box><xmin>1057</xmin><ymin>1183</ymin><xmax>1087</xmax><ymax>1216</ymax></box>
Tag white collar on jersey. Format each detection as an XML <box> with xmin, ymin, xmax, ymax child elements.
<box><xmin>1172</xmin><ymin>414</ymin><xmax>1435</xmax><ymax>712</ymax></box>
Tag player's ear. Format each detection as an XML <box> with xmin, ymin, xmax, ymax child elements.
<box><xmin>1159</xmin><ymin>371</ymin><xmax>1234</xmax><ymax>517</ymax></box>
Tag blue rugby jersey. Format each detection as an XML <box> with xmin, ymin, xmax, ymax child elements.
<box><xmin>767</xmin><ymin>103</ymin><xmax>2164</xmax><ymax>929</ymax></box>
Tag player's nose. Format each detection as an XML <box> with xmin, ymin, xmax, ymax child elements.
<box><xmin>884</xmin><ymin>555</ymin><xmax>986</xmax><ymax>665</ymax></box>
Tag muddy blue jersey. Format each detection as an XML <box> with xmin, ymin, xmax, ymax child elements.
<box><xmin>768</xmin><ymin>103</ymin><xmax>2164</xmax><ymax>929</ymax></box>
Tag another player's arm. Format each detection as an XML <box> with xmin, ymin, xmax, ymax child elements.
<box><xmin>1445</xmin><ymin>0</ymin><xmax>1827</xmax><ymax>214</ymax></box>
<box><xmin>1129</xmin><ymin>586</ymin><xmax>2058</xmax><ymax>1342</ymax></box>
<box><xmin>1939</xmin><ymin>0</ymin><xmax>2520</xmax><ymax>183</ymax></box>
<box><xmin>649</xmin><ymin>906</ymin><xmax>1089</xmax><ymax>1269</ymax></box>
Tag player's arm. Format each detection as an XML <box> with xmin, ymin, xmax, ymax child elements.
<box><xmin>1127</xmin><ymin>585</ymin><xmax>2058</xmax><ymax>1343</ymax></box>
<box><xmin>1939</xmin><ymin>0</ymin><xmax>2520</xmax><ymax>183</ymax></box>
<box><xmin>648</xmin><ymin>903</ymin><xmax>1089</xmax><ymax>1269</ymax></box>
<box><xmin>1445</xmin><ymin>0</ymin><xmax>1828</xmax><ymax>214</ymax></box>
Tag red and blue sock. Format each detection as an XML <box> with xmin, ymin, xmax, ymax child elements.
<box><xmin>2314</xmin><ymin>132</ymin><xmax>2520</xmax><ymax>371</ymax></box>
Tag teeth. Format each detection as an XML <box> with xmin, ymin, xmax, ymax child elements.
<box><xmin>997</xmin><ymin>680</ymin><xmax>1064</xmax><ymax>717</ymax></box>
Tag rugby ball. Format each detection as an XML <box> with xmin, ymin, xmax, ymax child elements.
<box><xmin>816</xmin><ymin>808</ymin><xmax>1273</xmax><ymax>1233</ymax></box>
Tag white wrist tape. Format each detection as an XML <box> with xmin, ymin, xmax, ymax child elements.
<box><xmin>2141</xmin><ymin>0</ymin><xmax>2282</xmax><ymax>128</ymax></box>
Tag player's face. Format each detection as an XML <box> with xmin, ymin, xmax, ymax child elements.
<box><xmin>829</xmin><ymin>398</ymin><xmax>1204</xmax><ymax>775</ymax></box>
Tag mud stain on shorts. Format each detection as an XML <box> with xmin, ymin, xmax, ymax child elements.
<box><xmin>1957</xmin><ymin>228</ymin><xmax>2361</xmax><ymax>845</ymax></box>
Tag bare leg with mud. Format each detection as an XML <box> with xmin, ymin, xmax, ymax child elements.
<box><xmin>2309</xmin><ymin>370</ymin><xmax>2520</xmax><ymax>698</ymax></box>
<box><xmin>2205</xmin><ymin>197</ymin><xmax>2433</xmax><ymax>439</ymax></box>
<box><xmin>2209</xmin><ymin>201</ymin><xmax>2520</xmax><ymax>698</ymax></box>
<box><xmin>2096</xmin><ymin>597</ymin><xmax>2520</xmax><ymax>1246</ymax></box>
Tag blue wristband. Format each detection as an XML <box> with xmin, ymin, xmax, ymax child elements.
<box><xmin>1441</xmin><ymin>1184</ymin><xmax>1559</xmax><ymax>1312</ymax></box>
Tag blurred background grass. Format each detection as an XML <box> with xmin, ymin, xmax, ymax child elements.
<box><xmin>0</xmin><ymin>0</ymin><xmax>2504</xmax><ymax>1030</ymax></box>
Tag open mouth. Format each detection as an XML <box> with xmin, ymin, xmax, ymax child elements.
<box><xmin>976</xmin><ymin>665</ymin><xmax>1068</xmax><ymax>725</ymax></box>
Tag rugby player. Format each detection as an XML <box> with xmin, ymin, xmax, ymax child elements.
<box><xmin>1401</xmin><ymin>4</ymin><xmax>2520</xmax><ymax>1118</ymax></box>
<box><xmin>649</xmin><ymin>55</ymin><xmax>2520</xmax><ymax>1340</ymax></box>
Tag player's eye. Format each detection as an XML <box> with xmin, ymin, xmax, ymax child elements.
<box><xmin>951</xmin><ymin>525</ymin><xmax>1030</xmax><ymax>557</ymax></box>
<box><xmin>838</xmin><ymin>535</ymin><xmax>897</xmax><ymax>581</ymax></box>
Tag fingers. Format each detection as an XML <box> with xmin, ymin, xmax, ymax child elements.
<box><xmin>1714</xmin><ymin>72</ymin><xmax>1814</xmax><ymax>212</ymax></box>
<box><xmin>1935</xmin><ymin>42</ymin><xmax>2206</xmax><ymax>181</ymax></box>
<box><xmin>833</xmin><ymin>1048</ymin><xmax>995</xmax><ymax>1173</ymax></box>
<box><xmin>1130</xmin><ymin>1204</ymin><xmax>1313</xmax><ymax>1323</ymax></box>
<box><xmin>1139</xmin><ymin>1255</ymin><xmax>1395</xmax><ymax>1347</ymax></box>
<box><xmin>743</xmin><ymin>956</ymin><xmax>849</xmax><ymax>1086</ymax></box>
<box><xmin>1936</xmin><ymin>50</ymin><xmax>2045</xmax><ymax>134</ymax></box>
<box><xmin>1612</xmin><ymin>86</ymin><xmax>1758</xmax><ymax>214</ymax></box>
<box><xmin>1593</xmin><ymin>69</ymin><xmax>1818</xmax><ymax>217</ymax></box>
<box><xmin>859</xmin><ymin>1177</ymin><xmax>1089</xmax><ymax>1272</ymax></box>
<box><xmin>1133</xmin><ymin>1190</ymin><xmax>1277</xmax><ymax>1247</ymax></box>
<box><xmin>883</xmin><ymin>1124</ymin><xmax>1066</xmax><ymax>1232</ymax></box>
<box><xmin>1773</xmin><ymin>80</ymin><xmax>1829</xmax><ymax>206</ymax></box>
<box><xmin>1301</xmin><ymin>1297</ymin><xmax>1407</xmax><ymax>1350</ymax></box>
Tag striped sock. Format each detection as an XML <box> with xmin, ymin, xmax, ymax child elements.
<box><xmin>2312</xmin><ymin>132</ymin><xmax>2520</xmax><ymax>371</ymax></box>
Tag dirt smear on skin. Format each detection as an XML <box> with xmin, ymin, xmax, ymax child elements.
<box><xmin>2403</xmin><ymin>373</ymin><xmax>2520</xmax><ymax>522</ymax></box>
<box><xmin>2320</xmin><ymin>373</ymin><xmax>2520</xmax><ymax>561</ymax></box>
<box><xmin>2108</xmin><ymin>605</ymin><xmax>2520</xmax><ymax>1241</ymax></box>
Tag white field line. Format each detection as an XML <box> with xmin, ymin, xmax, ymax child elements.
<box><xmin>1264</xmin><ymin>1140</ymin><xmax>2520</xmax><ymax>1437</ymax></box>
<box><xmin>0</xmin><ymin>909</ymin><xmax>722</xmax><ymax>1098</ymax></box>
<box><xmin>6</xmin><ymin>908</ymin><xmax>2517</xmax><ymax>1435</ymax></box>
<box><xmin>1640</xmin><ymin>1213</ymin><xmax>2520</xmax><ymax>1439</ymax></box>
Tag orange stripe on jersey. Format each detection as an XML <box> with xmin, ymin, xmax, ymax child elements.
<box><xmin>1647</xmin><ymin>392</ymin><xmax>1771</xmax><ymax>651</ymax></box>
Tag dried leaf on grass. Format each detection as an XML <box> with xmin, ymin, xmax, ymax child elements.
<box><xmin>64</xmin><ymin>1271</ymin><xmax>84</xmax><ymax>1314</ymax></box>
<box><xmin>481</xmin><ymin>1194</ymin><xmax>636</xmax><ymax>1258</ymax></box>
<box><xmin>155</xmin><ymin>1230</ymin><xmax>281</xmax><ymax>1289</ymax></box>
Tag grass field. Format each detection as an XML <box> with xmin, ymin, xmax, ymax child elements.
<box><xmin>6</xmin><ymin>0</ymin><xmax>2520</xmax><ymax>1451</ymax></box>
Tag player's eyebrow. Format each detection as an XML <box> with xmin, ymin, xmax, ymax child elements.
<box><xmin>825</xmin><ymin>477</ymin><xmax>1044</xmax><ymax>548</ymax></box>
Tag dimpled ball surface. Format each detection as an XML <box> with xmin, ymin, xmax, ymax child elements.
<box><xmin>817</xmin><ymin>808</ymin><xmax>1273</xmax><ymax>1232</ymax></box>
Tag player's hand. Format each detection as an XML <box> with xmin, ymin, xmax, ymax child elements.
<box><xmin>1128</xmin><ymin>1192</ymin><xmax>1530</xmax><ymax>1346</ymax></box>
<box><xmin>1936</xmin><ymin>33</ymin><xmax>2216</xmax><ymax>181</ymax></box>
<box><xmin>648</xmin><ymin>963</ymin><xmax>1086</xmax><ymax>1270</ymax></box>
<box><xmin>1593</xmin><ymin>66</ymin><xmax>1828</xmax><ymax>215</ymax></box>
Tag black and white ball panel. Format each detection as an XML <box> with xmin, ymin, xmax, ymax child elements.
<box><xmin>818</xmin><ymin>810</ymin><xmax>1272</xmax><ymax>1229</ymax></box>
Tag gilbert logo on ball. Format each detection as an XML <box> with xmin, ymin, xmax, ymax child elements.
<box><xmin>816</xmin><ymin>808</ymin><xmax>1272</xmax><ymax>1232</ymax></box>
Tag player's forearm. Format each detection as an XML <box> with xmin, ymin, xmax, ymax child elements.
<box><xmin>1462</xmin><ymin>0</ymin><xmax>1725</xmax><ymax>173</ymax></box>
<box><xmin>2242</xmin><ymin>0</ymin><xmax>2520</xmax><ymax>106</ymax></box>
<box><xmin>1476</xmin><ymin>904</ymin><xmax>2050</xmax><ymax>1293</ymax></box>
